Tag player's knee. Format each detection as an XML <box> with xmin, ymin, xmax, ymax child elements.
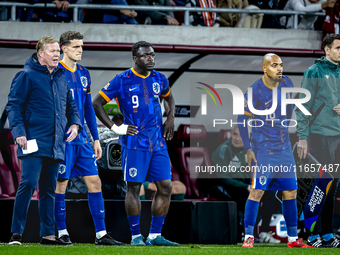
<box><xmin>156</xmin><ymin>180</ymin><xmax>172</xmax><ymax>196</ymax></box>
<box><xmin>56</xmin><ymin>179</ymin><xmax>68</xmax><ymax>194</ymax></box>
<box><xmin>84</xmin><ymin>176</ymin><xmax>102</xmax><ymax>193</ymax></box>
<box><xmin>282</xmin><ymin>190</ymin><xmax>296</xmax><ymax>200</ymax></box>
<box><xmin>171</xmin><ymin>181</ymin><xmax>186</xmax><ymax>194</ymax></box>
<box><xmin>127</xmin><ymin>182</ymin><xmax>142</xmax><ymax>198</ymax></box>
<box><xmin>248</xmin><ymin>188</ymin><xmax>264</xmax><ymax>201</ymax></box>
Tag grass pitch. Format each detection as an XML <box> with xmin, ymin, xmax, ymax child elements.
<box><xmin>1</xmin><ymin>243</ymin><xmax>339</xmax><ymax>255</ymax></box>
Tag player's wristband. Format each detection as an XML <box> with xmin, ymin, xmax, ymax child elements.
<box><xmin>111</xmin><ymin>123</ymin><xmax>128</xmax><ymax>135</ymax></box>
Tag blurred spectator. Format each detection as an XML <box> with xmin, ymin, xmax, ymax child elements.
<box><xmin>322</xmin><ymin>0</ymin><xmax>339</xmax><ymax>37</ymax></box>
<box><xmin>210</xmin><ymin>126</ymin><xmax>249</xmax><ymax>210</ymax></box>
<box><xmin>214</xmin><ymin>0</ymin><xmax>248</xmax><ymax>27</ymax></box>
<box><xmin>103</xmin><ymin>0</ymin><xmax>138</xmax><ymax>24</ymax></box>
<box><xmin>213</xmin><ymin>0</ymin><xmax>263</xmax><ymax>28</ymax></box>
<box><xmin>249</xmin><ymin>0</ymin><xmax>285</xmax><ymax>28</ymax></box>
<box><xmin>170</xmin><ymin>0</ymin><xmax>185</xmax><ymax>25</ymax></box>
<box><xmin>283</xmin><ymin>0</ymin><xmax>335</xmax><ymax>29</ymax></box>
<box><xmin>198</xmin><ymin>0</ymin><xmax>217</xmax><ymax>27</ymax></box>
<box><xmin>186</xmin><ymin>0</ymin><xmax>206</xmax><ymax>26</ymax></box>
<box><xmin>237</xmin><ymin>5</ymin><xmax>263</xmax><ymax>28</ymax></box>
<box><xmin>127</xmin><ymin>0</ymin><xmax>179</xmax><ymax>25</ymax></box>
<box><xmin>84</xmin><ymin>0</ymin><xmax>138</xmax><ymax>24</ymax></box>
<box><xmin>2</xmin><ymin>0</ymin><xmax>39</xmax><ymax>21</ymax></box>
<box><xmin>37</xmin><ymin>0</ymin><xmax>76</xmax><ymax>22</ymax></box>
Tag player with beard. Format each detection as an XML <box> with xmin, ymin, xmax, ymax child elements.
<box><xmin>93</xmin><ymin>41</ymin><xmax>178</xmax><ymax>246</ymax></box>
<box><xmin>237</xmin><ymin>53</ymin><xmax>313</xmax><ymax>248</ymax></box>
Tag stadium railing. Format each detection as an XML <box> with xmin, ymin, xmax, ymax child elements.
<box><xmin>0</xmin><ymin>2</ymin><xmax>326</xmax><ymax>29</ymax></box>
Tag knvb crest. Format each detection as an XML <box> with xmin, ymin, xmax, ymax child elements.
<box><xmin>58</xmin><ymin>164</ymin><xmax>66</xmax><ymax>175</ymax></box>
<box><xmin>80</xmin><ymin>76</ymin><xmax>88</xmax><ymax>88</ymax></box>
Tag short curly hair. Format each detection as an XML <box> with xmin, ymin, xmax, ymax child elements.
<box><xmin>132</xmin><ymin>41</ymin><xmax>153</xmax><ymax>56</ymax></box>
<box><xmin>59</xmin><ymin>31</ymin><xmax>84</xmax><ymax>47</ymax></box>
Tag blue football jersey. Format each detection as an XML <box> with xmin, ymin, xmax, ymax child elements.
<box><xmin>99</xmin><ymin>68</ymin><xmax>170</xmax><ymax>152</ymax></box>
<box><xmin>59</xmin><ymin>61</ymin><xmax>99</xmax><ymax>145</ymax></box>
<box><xmin>238</xmin><ymin>76</ymin><xmax>294</xmax><ymax>154</ymax></box>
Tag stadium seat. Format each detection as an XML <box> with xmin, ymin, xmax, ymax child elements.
<box><xmin>176</xmin><ymin>124</ymin><xmax>211</xmax><ymax>199</ymax></box>
<box><xmin>171</xmin><ymin>163</ymin><xmax>181</xmax><ymax>182</ymax></box>
<box><xmin>0</xmin><ymin>150</ymin><xmax>16</xmax><ymax>197</ymax></box>
<box><xmin>0</xmin><ymin>183</ymin><xmax>10</xmax><ymax>198</ymax></box>
<box><xmin>8</xmin><ymin>144</ymin><xmax>21</xmax><ymax>186</ymax></box>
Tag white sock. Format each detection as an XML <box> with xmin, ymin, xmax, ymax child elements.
<box><xmin>288</xmin><ymin>236</ymin><xmax>298</xmax><ymax>243</ymax></box>
<box><xmin>132</xmin><ymin>234</ymin><xmax>141</xmax><ymax>240</ymax></box>
<box><xmin>148</xmin><ymin>233</ymin><xmax>161</xmax><ymax>240</ymax></box>
<box><xmin>96</xmin><ymin>230</ymin><xmax>107</xmax><ymax>239</ymax></box>
<box><xmin>58</xmin><ymin>229</ymin><xmax>69</xmax><ymax>238</ymax></box>
<box><xmin>245</xmin><ymin>234</ymin><xmax>254</xmax><ymax>240</ymax></box>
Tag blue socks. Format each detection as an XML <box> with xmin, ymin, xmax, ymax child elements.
<box><xmin>282</xmin><ymin>199</ymin><xmax>298</xmax><ymax>237</ymax></box>
<box><xmin>88</xmin><ymin>192</ymin><xmax>106</xmax><ymax>233</ymax></box>
<box><xmin>150</xmin><ymin>216</ymin><xmax>166</xmax><ymax>234</ymax></box>
<box><xmin>309</xmin><ymin>234</ymin><xmax>320</xmax><ymax>242</ymax></box>
<box><xmin>55</xmin><ymin>193</ymin><xmax>66</xmax><ymax>231</ymax></box>
<box><xmin>323</xmin><ymin>233</ymin><xmax>334</xmax><ymax>242</ymax></box>
<box><xmin>244</xmin><ymin>199</ymin><xmax>260</xmax><ymax>236</ymax></box>
<box><xmin>128</xmin><ymin>214</ymin><xmax>141</xmax><ymax>236</ymax></box>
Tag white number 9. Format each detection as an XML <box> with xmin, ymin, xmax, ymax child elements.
<box><xmin>132</xmin><ymin>95</ymin><xmax>139</xmax><ymax>108</ymax></box>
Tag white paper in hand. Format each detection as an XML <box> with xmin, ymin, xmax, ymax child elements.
<box><xmin>22</xmin><ymin>139</ymin><xmax>39</xmax><ymax>155</ymax></box>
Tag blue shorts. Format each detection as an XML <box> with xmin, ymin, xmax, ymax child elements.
<box><xmin>250</xmin><ymin>148</ymin><xmax>297</xmax><ymax>191</ymax></box>
<box><xmin>58</xmin><ymin>143</ymin><xmax>98</xmax><ymax>179</ymax></box>
<box><xmin>121</xmin><ymin>147</ymin><xmax>171</xmax><ymax>183</ymax></box>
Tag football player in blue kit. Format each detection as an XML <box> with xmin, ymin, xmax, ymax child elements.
<box><xmin>93</xmin><ymin>41</ymin><xmax>178</xmax><ymax>246</ymax></box>
<box><xmin>54</xmin><ymin>31</ymin><xmax>124</xmax><ymax>246</ymax></box>
<box><xmin>237</xmin><ymin>53</ymin><xmax>313</xmax><ymax>248</ymax></box>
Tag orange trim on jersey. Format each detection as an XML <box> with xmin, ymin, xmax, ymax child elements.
<box><xmin>262</xmin><ymin>76</ymin><xmax>274</xmax><ymax>89</ymax></box>
<box><xmin>59</xmin><ymin>61</ymin><xmax>77</xmax><ymax>73</ymax></box>
<box><xmin>244</xmin><ymin>111</ymin><xmax>252</xmax><ymax>116</ymax></box>
<box><xmin>87</xmin><ymin>92</ymin><xmax>91</xmax><ymax>94</ymax></box>
<box><xmin>99</xmin><ymin>90</ymin><xmax>111</xmax><ymax>103</ymax></box>
<box><xmin>251</xmin><ymin>162</ymin><xmax>257</xmax><ymax>188</ymax></box>
<box><xmin>131</xmin><ymin>67</ymin><xmax>150</xmax><ymax>79</ymax></box>
<box><xmin>115</xmin><ymin>97</ymin><xmax>120</xmax><ymax>110</ymax></box>
<box><xmin>160</xmin><ymin>87</ymin><xmax>171</xmax><ymax>98</ymax></box>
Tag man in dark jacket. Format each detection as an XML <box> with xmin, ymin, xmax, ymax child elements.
<box><xmin>296</xmin><ymin>33</ymin><xmax>340</xmax><ymax>248</ymax></box>
<box><xmin>6</xmin><ymin>35</ymin><xmax>81</xmax><ymax>245</ymax></box>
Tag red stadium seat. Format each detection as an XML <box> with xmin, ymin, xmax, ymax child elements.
<box><xmin>0</xmin><ymin>183</ymin><xmax>10</xmax><ymax>198</ymax></box>
<box><xmin>171</xmin><ymin>163</ymin><xmax>181</xmax><ymax>182</ymax></box>
<box><xmin>0</xmin><ymin>150</ymin><xmax>16</xmax><ymax>197</ymax></box>
<box><xmin>8</xmin><ymin>144</ymin><xmax>21</xmax><ymax>186</ymax></box>
<box><xmin>176</xmin><ymin>124</ymin><xmax>211</xmax><ymax>199</ymax></box>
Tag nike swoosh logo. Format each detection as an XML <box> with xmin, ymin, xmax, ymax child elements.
<box><xmin>61</xmin><ymin>208</ymin><xmax>65</xmax><ymax>210</ymax></box>
<box><xmin>132</xmin><ymin>223</ymin><xmax>139</xmax><ymax>227</ymax></box>
<box><xmin>129</xmin><ymin>87</ymin><xmax>138</xmax><ymax>91</ymax></box>
<box><xmin>100</xmin><ymin>210</ymin><xmax>105</xmax><ymax>213</ymax></box>
<box><xmin>265</xmin><ymin>100</ymin><xmax>272</xmax><ymax>105</ymax></box>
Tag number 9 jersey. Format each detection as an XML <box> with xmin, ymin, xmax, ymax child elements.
<box><xmin>99</xmin><ymin>68</ymin><xmax>171</xmax><ymax>152</ymax></box>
